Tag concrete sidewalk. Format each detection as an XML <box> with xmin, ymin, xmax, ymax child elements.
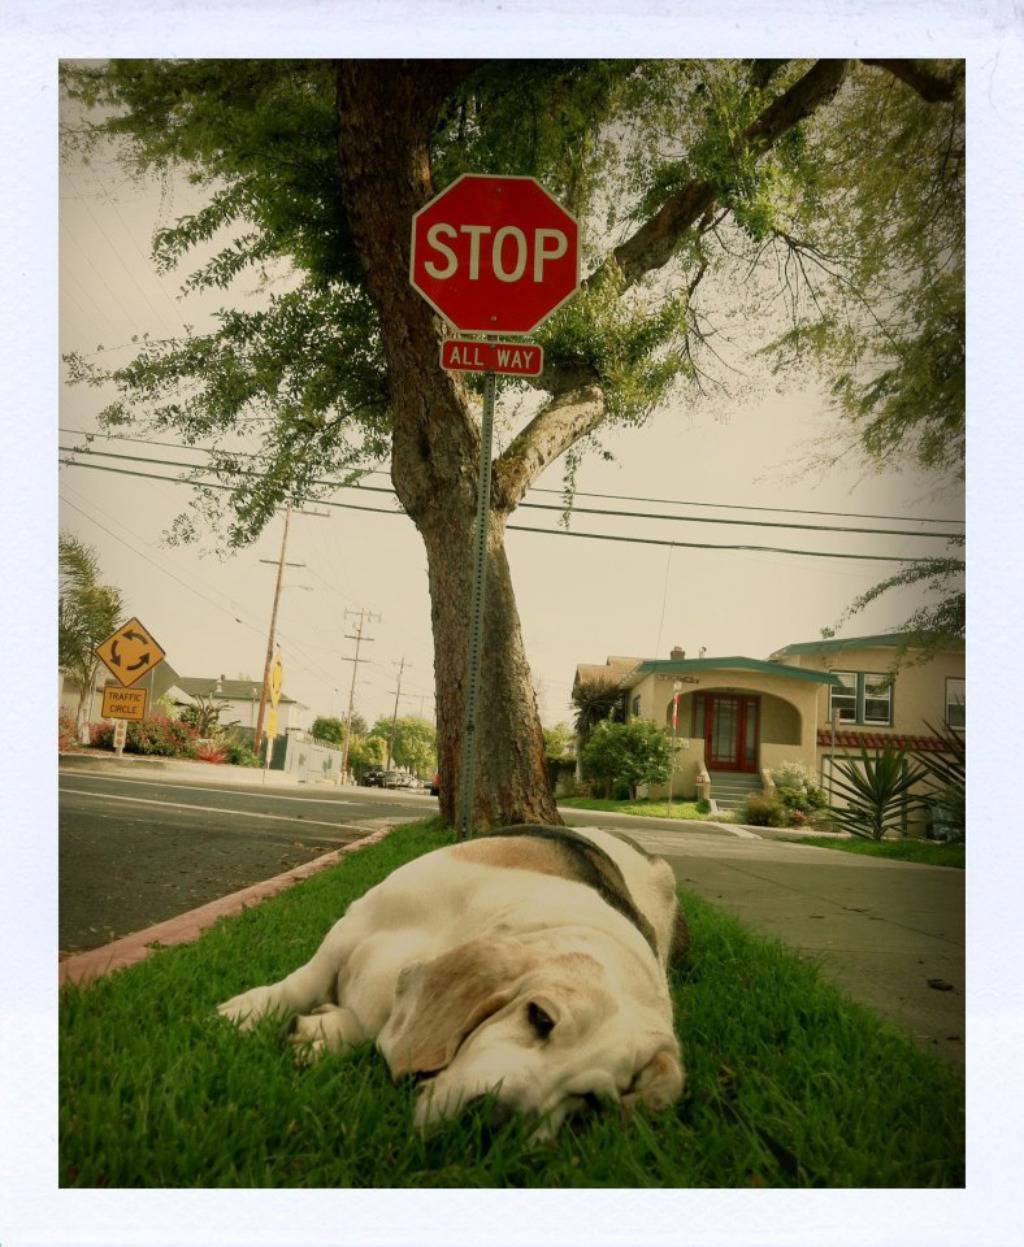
<box><xmin>623</xmin><ymin>826</ymin><xmax>965</xmax><ymax>1064</ymax></box>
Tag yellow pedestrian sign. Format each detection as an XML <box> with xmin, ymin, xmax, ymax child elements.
<box><xmin>269</xmin><ymin>655</ymin><xmax>283</xmax><ymax>708</ymax></box>
<box><xmin>95</xmin><ymin>617</ymin><xmax>166</xmax><ymax>688</ymax></box>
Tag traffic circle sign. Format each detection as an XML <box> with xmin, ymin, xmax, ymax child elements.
<box><xmin>410</xmin><ymin>174</ymin><xmax>580</xmax><ymax>335</ymax></box>
<box><xmin>101</xmin><ymin>685</ymin><xmax>148</xmax><ymax>721</ymax></box>
<box><xmin>95</xmin><ymin>616</ymin><xmax>166</xmax><ymax>688</ymax></box>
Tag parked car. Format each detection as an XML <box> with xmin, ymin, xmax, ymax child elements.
<box><xmin>430</xmin><ymin>771</ymin><xmax>440</xmax><ymax>797</ymax></box>
<box><xmin>381</xmin><ymin>770</ymin><xmax>412</xmax><ymax>789</ymax></box>
<box><xmin>362</xmin><ymin>769</ymin><xmax>386</xmax><ymax>787</ymax></box>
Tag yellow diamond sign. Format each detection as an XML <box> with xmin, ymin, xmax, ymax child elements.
<box><xmin>95</xmin><ymin>616</ymin><xmax>166</xmax><ymax>688</ymax></box>
<box><xmin>265</xmin><ymin>708</ymin><xmax>279</xmax><ymax>740</ymax></box>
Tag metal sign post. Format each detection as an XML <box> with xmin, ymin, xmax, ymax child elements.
<box><xmin>457</xmin><ymin>364</ymin><xmax>498</xmax><ymax>840</ymax></box>
<box><xmin>409</xmin><ymin>174</ymin><xmax>581</xmax><ymax>838</ymax></box>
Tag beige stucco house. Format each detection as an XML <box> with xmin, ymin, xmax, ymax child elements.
<box><xmin>574</xmin><ymin>633</ymin><xmax>965</xmax><ymax>809</ymax></box>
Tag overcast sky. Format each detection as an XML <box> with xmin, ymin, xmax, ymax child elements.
<box><xmin>58</xmin><ymin>72</ymin><xmax>965</xmax><ymax>732</ymax></box>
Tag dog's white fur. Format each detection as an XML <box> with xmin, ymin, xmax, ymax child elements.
<box><xmin>217</xmin><ymin>825</ymin><xmax>684</xmax><ymax>1137</ymax></box>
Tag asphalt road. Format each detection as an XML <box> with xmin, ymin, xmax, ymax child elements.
<box><xmin>59</xmin><ymin>772</ymin><xmax>436</xmax><ymax>952</ymax></box>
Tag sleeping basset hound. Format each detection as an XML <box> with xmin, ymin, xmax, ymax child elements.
<box><xmin>218</xmin><ymin>824</ymin><xmax>688</xmax><ymax>1138</ymax></box>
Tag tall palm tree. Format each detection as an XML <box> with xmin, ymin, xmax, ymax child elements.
<box><xmin>571</xmin><ymin>678</ymin><xmax>623</xmax><ymax>746</ymax></box>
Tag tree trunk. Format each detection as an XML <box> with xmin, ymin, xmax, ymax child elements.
<box><xmin>336</xmin><ymin>60</ymin><xmax>560</xmax><ymax>831</ymax></box>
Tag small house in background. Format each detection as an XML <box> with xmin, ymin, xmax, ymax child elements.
<box><xmin>575</xmin><ymin>634</ymin><xmax>964</xmax><ymax>812</ymax></box>
<box><xmin>173</xmin><ymin>675</ymin><xmax>305</xmax><ymax>742</ymax></box>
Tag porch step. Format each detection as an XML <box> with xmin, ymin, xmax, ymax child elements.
<box><xmin>708</xmin><ymin>771</ymin><xmax>764</xmax><ymax>812</ymax></box>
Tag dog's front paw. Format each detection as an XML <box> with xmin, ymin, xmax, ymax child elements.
<box><xmin>217</xmin><ymin>985</ymin><xmax>277</xmax><ymax>1029</ymax></box>
<box><xmin>284</xmin><ymin>1004</ymin><xmax>363</xmax><ymax>1065</ymax></box>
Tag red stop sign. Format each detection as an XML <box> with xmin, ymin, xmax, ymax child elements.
<box><xmin>410</xmin><ymin>174</ymin><xmax>580</xmax><ymax>335</ymax></box>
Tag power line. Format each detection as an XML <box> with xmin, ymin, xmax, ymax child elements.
<box><xmin>57</xmin><ymin>426</ymin><xmax>964</xmax><ymax>527</ymax></box>
<box><xmin>59</xmin><ymin>493</ymin><xmax>360</xmax><ymax>693</ymax></box>
<box><xmin>59</xmin><ymin>456</ymin><xmax>947</xmax><ymax>565</ymax></box>
<box><xmin>58</xmin><ymin>443</ymin><xmax>964</xmax><ymax>541</ymax></box>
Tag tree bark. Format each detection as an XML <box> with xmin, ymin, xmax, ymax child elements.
<box><xmin>336</xmin><ymin>60</ymin><xmax>559</xmax><ymax>830</ymax></box>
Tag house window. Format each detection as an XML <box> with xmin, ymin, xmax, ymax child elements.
<box><xmin>828</xmin><ymin>671</ymin><xmax>894</xmax><ymax>727</ymax></box>
<box><xmin>946</xmin><ymin>677</ymin><xmax>965</xmax><ymax>730</ymax></box>
<box><xmin>829</xmin><ymin>672</ymin><xmax>858</xmax><ymax>724</ymax></box>
<box><xmin>862</xmin><ymin>673</ymin><xmax>894</xmax><ymax>726</ymax></box>
<box><xmin>631</xmin><ymin>695</ymin><xmax>641</xmax><ymax>718</ymax></box>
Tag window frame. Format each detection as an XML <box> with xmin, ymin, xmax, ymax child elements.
<box><xmin>861</xmin><ymin>671</ymin><xmax>894</xmax><ymax>727</ymax></box>
<box><xmin>828</xmin><ymin>671</ymin><xmax>858</xmax><ymax>725</ymax></box>
<box><xmin>827</xmin><ymin>669</ymin><xmax>895</xmax><ymax>728</ymax></box>
<box><xmin>945</xmin><ymin>677</ymin><xmax>965</xmax><ymax>730</ymax></box>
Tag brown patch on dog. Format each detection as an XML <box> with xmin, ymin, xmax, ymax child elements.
<box><xmin>451</xmin><ymin>836</ymin><xmax>575</xmax><ymax>881</ymax></box>
<box><xmin>381</xmin><ymin>937</ymin><xmax>536</xmax><ymax>1077</ymax></box>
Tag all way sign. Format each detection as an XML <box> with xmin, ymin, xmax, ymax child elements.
<box><xmin>441</xmin><ymin>339</ymin><xmax>543</xmax><ymax>377</ymax></box>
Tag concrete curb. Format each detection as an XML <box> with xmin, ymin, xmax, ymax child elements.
<box><xmin>59</xmin><ymin>824</ymin><xmax>396</xmax><ymax>989</ymax></box>
<box><xmin>59</xmin><ymin>750</ymin><xmax>319</xmax><ymax>788</ymax></box>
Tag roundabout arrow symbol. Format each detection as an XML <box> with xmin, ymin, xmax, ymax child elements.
<box><xmin>109</xmin><ymin>639</ymin><xmax>123</xmax><ymax>667</ymax></box>
<box><xmin>122</xmin><ymin>628</ymin><xmax>149</xmax><ymax>644</ymax></box>
<box><xmin>126</xmin><ymin>652</ymin><xmax>151</xmax><ymax>671</ymax></box>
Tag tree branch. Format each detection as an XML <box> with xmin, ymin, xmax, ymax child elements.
<box><xmin>597</xmin><ymin>59</ymin><xmax>849</xmax><ymax>290</ymax></box>
<box><xmin>861</xmin><ymin>59</ymin><xmax>962</xmax><ymax>104</ymax></box>
<box><xmin>493</xmin><ymin>385</ymin><xmax>607</xmax><ymax>511</ymax></box>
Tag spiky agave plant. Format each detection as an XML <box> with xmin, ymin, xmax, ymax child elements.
<box><xmin>912</xmin><ymin>721</ymin><xmax>966</xmax><ymax>841</ymax></box>
<box><xmin>829</xmin><ymin>746</ymin><xmax>927</xmax><ymax>840</ymax></box>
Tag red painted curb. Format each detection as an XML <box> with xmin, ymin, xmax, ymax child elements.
<box><xmin>59</xmin><ymin>825</ymin><xmax>395</xmax><ymax>989</ymax></box>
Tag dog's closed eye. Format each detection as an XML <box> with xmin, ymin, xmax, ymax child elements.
<box><xmin>527</xmin><ymin>1001</ymin><xmax>556</xmax><ymax>1039</ymax></box>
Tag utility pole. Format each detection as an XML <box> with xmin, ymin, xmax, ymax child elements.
<box><xmin>386</xmin><ymin>656</ymin><xmax>409</xmax><ymax>770</ymax></box>
<box><xmin>254</xmin><ymin>505</ymin><xmax>292</xmax><ymax>759</ymax></box>
<box><xmin>340</xmin><ymin>607</ymin><xmax>380</xmax><ymax>782</ymax></box>
<box><xmin>253</xmin><ymin>503</ymin><xmax>323</xmax><ymax>758</ymax></box>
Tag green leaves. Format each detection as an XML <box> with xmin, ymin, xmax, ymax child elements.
<box><xmin>828</xmin><ymin>746</ymin><xmax>927</xmax><ymax>841</ymax></box>
<box><xmin>911</xmin><ymin>721</ymin><xmax>965</xmax><ymax>842</ymax></box>
<box><xmin>581</xmin><ymin>718</ymin><xmax>673</xmax><ymax>799</ymax></box>
<box><xmin>58</xmin><ymin>532</ymin><xmax>125</xmax><ymax>709</ymax></box>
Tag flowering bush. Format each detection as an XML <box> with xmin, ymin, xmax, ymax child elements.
<box><xmin>771</xmin><ymin>760</ymin><xmax>827</xmax><ymax>815</ymax></box>
<box><xmin>59</xmin><ymin>709</ymin><xmax>79</xmax><ymax>752</ymax></box>
<box><xmin>90</xmin><ymin>715</ymin><xmax>200</xmax><ymax>758</ymax></box>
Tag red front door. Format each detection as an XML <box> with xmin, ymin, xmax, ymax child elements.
<box><xmin>696</xmin><ymin>693</ymin><xmax>760</xmax><ymax>772</ymax></box>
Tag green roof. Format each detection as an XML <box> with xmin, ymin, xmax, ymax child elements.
<box><xmin>621</xmin><ymin>657</ymin><xmax>843</xmax><ymax>689</ymax></box>
<box><xmin>769</xmin><ymin>632</ymin><xmax>964</xmax><ymax>659</ymax></box>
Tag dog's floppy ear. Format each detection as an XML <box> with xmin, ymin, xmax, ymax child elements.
<box><xmin>622</xmin><ymin>1042</ymin><xmax>685</xmax><ymax>1116</ymax></box>
<box><xmin>379</xmin><ymin>938</ymin><xmax>535</xmax><ymax>1079</ymax></box>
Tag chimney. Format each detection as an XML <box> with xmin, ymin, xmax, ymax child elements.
<box><xmin>670</xmin><ymin>646</ymin><xmax>686</xmax><ymax>661</ymax></box>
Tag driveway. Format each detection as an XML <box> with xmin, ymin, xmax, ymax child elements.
<box><xmin>604</xmin><ymin>823</ymin><xmax>965</xmax><ymax>1064</ymax></box>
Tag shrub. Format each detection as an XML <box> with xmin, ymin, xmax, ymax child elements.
<box><xmin>744</xmin><ymin>792</ymin><xmax>790</xmax><ymax>827</ymax></box>
<box><xmin>59</xmin><ymin>709</ymin><xmax>78</xmax><ymax>752</ymax></box>
<box><xmin>581</xmin><ymin>718</ymin><xmax>672</xmax><ymax>800</ymax></box>
<box><xmin>224</xmin><ymin>741</ymin><xmax>261</xmax><ymax>767</ymax></box>
<box><xmin>195</xmin><ymin>741</ymin><xmax>227</xmax><ymax>765</ymax></box>
<box><xmin>695</xmin><ymin>797</ymin><xmax>711</xmax><ymax>814</ymax></box>
<box><xmin>89</xmin><ymin>714</ymin><xmax>199</xmax><ymax>759</ymax></box>
<box><xmin>772</xmin><ymin>761</ymin><xmax>827</xmax><ymax>812</ymax></box>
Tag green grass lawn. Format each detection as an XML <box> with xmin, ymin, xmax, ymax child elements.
<box><xmin>782</xmin><ymin>836</ymin><xmax>965</xmax><ymax>869</ymax></box>
<box><xmin>60</xmin><ymin>819</ymin><xmax>963</xmax><ymax>1187</ymax></box>
<box><xmin>559</xmin><ymin>796</ymin><xmax>729</xmax><ymax>821</ymax></box>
